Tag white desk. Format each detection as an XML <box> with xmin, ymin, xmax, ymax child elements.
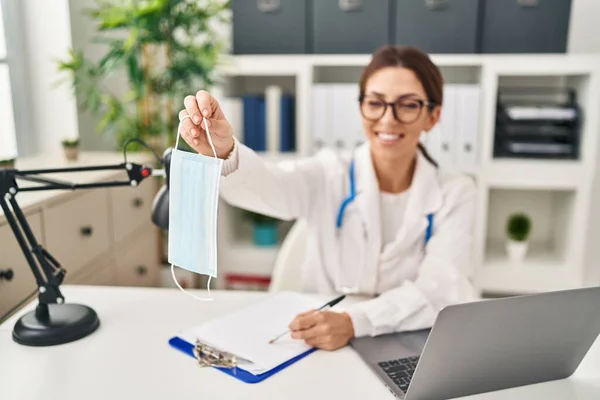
<box><xmin>1</xmin><ymin>285</ymin><xmax>600</xmax><ymax>400</ymax></box>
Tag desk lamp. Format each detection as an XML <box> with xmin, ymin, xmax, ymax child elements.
<box><xmin>151</xmin><ymin>147</ymin><xmax>172</xmax><ymax>230</ymax></box>
<box><xmin>0</xmin><ymin>139</ymin><xmax>169</xmax><ymax>347</ymax></box>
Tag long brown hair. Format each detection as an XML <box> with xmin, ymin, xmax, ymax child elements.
<box><xmin>359</xmin><ymin>45</ymin><xmax>443</xmax><ymax>167</ymax></box>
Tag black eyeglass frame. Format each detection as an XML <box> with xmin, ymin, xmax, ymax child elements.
<box><xmin>358</xmin><ymin>94</ymin><xmax>437</xmax><ymax>124</ymax></box>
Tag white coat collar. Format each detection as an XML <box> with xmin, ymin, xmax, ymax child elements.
<box><xmin>352</xmin><ymin>142</ymin><xmax>443</xmax><ymax>291</ymax></box>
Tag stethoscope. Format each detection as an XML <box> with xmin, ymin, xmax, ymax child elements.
<box><xmin>333</xmin><ymin>158</ymin><xmax>435</xmax><ymax>294</ymax></box>
<box><xmin>335</xmin><ymin>158</ymin><xmax>435</xmax><ymax>245</ymax></box>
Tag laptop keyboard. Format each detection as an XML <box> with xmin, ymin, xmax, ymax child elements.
<box><xmin>377</xmin><ymin>356</ymin><xmax>420</xmax><ymax>393</ymax></box>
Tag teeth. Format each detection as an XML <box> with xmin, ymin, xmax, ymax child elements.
<box><xmin>378</xmin><ymin>133</ymin><xmax>400</xmax><ymax>141</ymax></box>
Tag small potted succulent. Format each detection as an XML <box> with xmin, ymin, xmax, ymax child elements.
<box><xmin>62</xmin><ymin>138</ymin><xmax>80</xmax><ymax>161</ymax></box>
<box><xmin>505</xmin><ymin>212</ymin><xmax>532</xmax><ymax>263</ymax></box>
<box><xmin>0</xmin><ymin>158</ymin><xmax>16</xmax><ymax>169</ymax></box>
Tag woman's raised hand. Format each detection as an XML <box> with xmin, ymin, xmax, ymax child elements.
<box><xmin>178</xmin><ymin>90</ymin><xmax>235</xmax><ymax>159</ymax></box>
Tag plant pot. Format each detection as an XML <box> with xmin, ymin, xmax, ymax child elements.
<box><xmin>252</xmin><ymin>223</ymin><xmax>278</xmax><ymax>247</ymax></box>
<box><xmin>506</xmin><ymin>240</ymin><xmax>528</xmax><ymax>264</ymax></box>
<box><xmin>0</xmin><ymin>161</ymin><xmax>15</xmax><ymax>169</ymax></box>
<box><xmin>63</xmin><ymin>146</ymin><xmax>79</xmax><ymax>162</ymax></box>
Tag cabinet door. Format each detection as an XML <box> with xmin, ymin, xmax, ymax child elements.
<box><xmin>43</xmin><ymin>190</ymin><xmax>111</xmax><ymax>277</ymax></box>
<box><xmin>114</xmin><ymin>225</ymin><xmax>160</xmax><ymax>287</ymax></box>
<box><xmin>480</xmin><ymin>0</ymin><xmax>572</xmax><ymax>53</ymax></box>
<box><xmin>0</xmin><ymin>211</ymin><xmax>43</xmax><ymax>320</ymax></box>
<box><xmin>395</xmin><ymin>0</ymin><xmax>480</xmax><ymax>54</ymax></box>
<box><xmin>110</xmin><ymin>176</ymin><xmax>157</xmax><ymax>244</ymax></box>
<box><xmin>312</xmin><ymin>0</ymin><xmax>391</xmax><ymax>54</ymax></box>
<box><xmin>232</xmin><ymin>0</ymin><xmax>308</xmax><ymax>54</ymax></box>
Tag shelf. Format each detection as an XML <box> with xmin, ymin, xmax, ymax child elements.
<box><xmin>476</xmin><ymin>242</ymin><xmax>580</xmax><ymax>294</ymax></box>
<box><xmin>485</xmin><ymin>189</ymin><xmax>575</xmax><ymax>259</ymax></box>
<box><xmin>218</xmin><ymin>241</ymin><xmax>280</xmax><ymax>277</ymax></box>
<box><xmin>474</xmin><ymin>265</ymin><xmax>581</xmax><ymax>295</ymax></box>
<box><xmin>482</xmin><ymin>160</ymin><xmax>586</xmax><ymax>190</ymax></box>
<box><xmin>219</xmin><ymin>54</ymin><xmax>600</xmax><ymax>76</ymax></box>
<box><xmin>212</xmin><ymin>53</ymin><xmax>600</xmax><ymax>296</ymax></box>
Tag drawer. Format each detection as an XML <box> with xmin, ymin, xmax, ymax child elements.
<box><xmin>0</xmin><ymin>211</ymin><xmax>43</xmax><ymax>320</ymax></box>
<box><xmin>115</xmin><ymin>225</ymin><xmax>160</xmax><ymax>287</ymax></box>
<box><xmin>479</xmin><ymin>0</ymin><xmax>572</xmax><ymax>53</ymax></box>
<box><xmin>43</xmin><ymin>190</ymin><xmax>111</xmax><ymax>277</ymax></box>
<box><xmin>395</xmin><ymin>0</ymin><xmax>480</xmax><ymax>54</ymax></box>
<box><xmin>109</xmin><ymin>176</ymin><xmax>157</xmax><ymax>244</ymax></box>
<box><xmin>312</xmin><ymin>0</ymin><xmax>391</xmax><ymax>54</ymax></box>
<box><xmin>232</xmin><ymin>0</ymin><xmax>308</xmax><ymax>54</ymax></box>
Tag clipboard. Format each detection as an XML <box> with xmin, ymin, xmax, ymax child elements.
<box><xmin>167</xmin><ymin>291</ymin><xmax>325</xmax><ymax>384</ymax></box>
<box><xmin>168</xmin><ymin>335</ymin><xmax>318</xmax><ymax>383</ymax></box>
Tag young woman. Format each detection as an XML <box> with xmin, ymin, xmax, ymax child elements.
<box><xmin>177</xmin><ymin>45</ymin><xmax>478</xmax><ymax>351</ymax></box>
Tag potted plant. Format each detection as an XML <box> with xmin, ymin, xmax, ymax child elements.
<box><xmin>0</xmin><ymin>158</ymin><xmax>16</xmax><ymax>169</ymax></box>
<box><xmin>62</xmin><ymin>138</ymin><xmax>80</xmax><ymax>161</ymax></box>
<box><xmin>56</xmin><ymin>0</ymin><xmax>230</xmax><ymax>153</ymax></box>
<box><xmin>505</xmin><ymin>213</ymin><xmax>532</xmax><ymax>263</ymax></box>
<box><xmin>244</xmin><ymin>211</ymin><xmax>280</xmax><ymax>247</ymax></box>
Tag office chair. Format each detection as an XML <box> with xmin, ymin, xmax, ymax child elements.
<box><xmin>268</xmin><ymin>219</ymin><xmax>307</xmax><ymax>293</ymax></box>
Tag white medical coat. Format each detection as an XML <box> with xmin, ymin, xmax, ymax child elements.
<box><xmin>219</xmin><ymin>139</ymin><xmax>479</xmax><ymax>337</ymax></box>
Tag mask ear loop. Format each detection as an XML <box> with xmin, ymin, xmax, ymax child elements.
<box><xmin>171</xmin><ymin>115</ymin><xmax>219</xmax><ymax>302</ymax></box>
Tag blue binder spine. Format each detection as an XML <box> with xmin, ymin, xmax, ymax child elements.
<box><xmin>280</xmin><ymin>95</ymin><xmax>296</xmax><ymax>152</ymax></box>
<box><xmin>242</xmin><ymin>95</ymin><xmax>256</xmax><ymax>150</ymax></box>
<box><xmin>256</xmin><ymin>96</ymin><xmax>267</xmax><ymax>152</ymax></box>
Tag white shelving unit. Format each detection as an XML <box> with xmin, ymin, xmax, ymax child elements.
<box><xmin>212</xmin><ymin>53</ymin><xmax>600</xmax><ymax>295</ymax></box>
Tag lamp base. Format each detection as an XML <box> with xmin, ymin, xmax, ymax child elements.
<box><xmin>12</xmin><ymin>303</ymin><xmax>100</xmax><ymax>346</ymax></box>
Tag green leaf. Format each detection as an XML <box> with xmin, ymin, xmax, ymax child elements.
<box><xmin>55</xmin><ymin>0</ymin><xmax>230</xmax><ymax>147</ymax></box>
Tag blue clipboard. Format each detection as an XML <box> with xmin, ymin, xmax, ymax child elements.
<box><xmin>168</xmin><ymin>336</ymin><xmax>318</xmax><ymax>384</ymax></box>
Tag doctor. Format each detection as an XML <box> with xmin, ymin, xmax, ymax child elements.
<box><xmin>177</xmin><ymin>45</ymin><xmax>478</xmax><ymax>351</ymax></box>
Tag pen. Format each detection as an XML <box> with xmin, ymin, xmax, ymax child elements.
<box><xmin>268</xmin><ymin>294</ymin><xmax>347</xmax><ymax>344</ymax></box>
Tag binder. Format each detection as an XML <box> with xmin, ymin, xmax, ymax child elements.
<box><xmin>332</xmin><ymin>84</ymin><xmax>362</xmax><ymax>151</ymax></box>
<box><xmin>439</xmin><ymin>84</ymin><xmax>458</xmax><ymax>169</ymax></box>
<box><xmin>242</xmin><ymin>95</ymin><xmax>267</xmax><ymax>152</ymax></box>
<box><xmin>455</xmin><ymin>84</ymin><xmax>480</xmax><ymax>172</ymax></box>
<box><xmin>168</xmin><ymin>336</ymin><xmax>317</xmax><ymax>384</ymax></box>
<box><xmin>312</xmin><ymin>84</ymin><xmax>333</xmax><ymax>152</ymax></box>
<box><xmin>167</xmin><ymin>291</ymin><xmax>325</xmax><ymax>384</ymax></box>
<box><xmin>242</xmin><ymin>95</ymin><xmax>257</xmax><ymax>150</ymax></box>
<box><xmin>280</xmin><ymin>95</ymin><xmax>296</xmax><ymax>152</ymax></box>
<box><xmin>265</xmin><ymin>85</ymin><xmax>282</xmax><ymax>153</ymax></box>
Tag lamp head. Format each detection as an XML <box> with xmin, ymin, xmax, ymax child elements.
<box><xmin>151</xmin><ymin>147</ymin><xmax>173</xmax><ymax>230</ymax></box>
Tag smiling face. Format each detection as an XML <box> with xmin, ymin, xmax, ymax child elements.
<box><xmin>360</xmin><ymin>66</ymin><xmax>440</xmax><ymax>164</ymax></box>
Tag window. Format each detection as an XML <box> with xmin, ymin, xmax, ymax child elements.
<box><xmin>0</xmin><ymin>2</ymin><xmax>18</xmax><ymax>160</ymax></box>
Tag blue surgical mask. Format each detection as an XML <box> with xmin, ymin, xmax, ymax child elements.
<box><xmin>168</xmin><ymin>118</ymin><xmax>222</xmax><ymax>301</ymax></box>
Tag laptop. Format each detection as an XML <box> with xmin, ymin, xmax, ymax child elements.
<box><xmin>351</xmin><ymin>286</ymin><xmax>600</xmax><ymax>400</ymax></box>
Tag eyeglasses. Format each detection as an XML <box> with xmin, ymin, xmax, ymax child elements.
<box><xmin>359</xmin><ymin>94</ymin><xmax>436</xmax><ymax>124</ymax></box>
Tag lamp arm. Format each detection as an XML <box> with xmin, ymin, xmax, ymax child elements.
<box><xmin>0</xmin><ymin>161</ymin><xmax>157</xmax><ymax>321</ymax></box>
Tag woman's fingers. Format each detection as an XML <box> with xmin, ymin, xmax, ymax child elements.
<box><xmin>195</xmin><ymin>90</ymin><xmax>218</xmax><ymax>120</ymax></box>
<box><xmin>289</xmin><ymin>311</ymin><xmax>321</xmax><ymax>331</ymax></box>
<box><xmin>184</xmin><ymin>95</ymin><xmax>202</xmax><ymax>125</ymax></box>
<box><xmin>179</xmin><ymin>115</ymin><xmax>200</xmax><ymax>140</ymax></box>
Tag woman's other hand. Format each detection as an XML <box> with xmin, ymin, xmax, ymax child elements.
<box><xmin>178</xmin><ymin>90</ymin><xmax>235</xmax><ymax>159</ymax></box>
<box><xmin>288</xmin><ymin>310</ymin><xmax>355</xmax><ymax>351</ymax></box>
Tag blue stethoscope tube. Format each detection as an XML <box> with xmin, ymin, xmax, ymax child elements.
<box><xmin>336</xmin><ymin>159</ymin><xmax>357</xmax><ymax>229</ymax></box>
<box><xmin>335</xmin><ymin>159</ymin><xmax>434</xmax><ymax>245</ymax></box>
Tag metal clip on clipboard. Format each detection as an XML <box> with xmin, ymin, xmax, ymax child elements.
<box><xmin>193</xmin><ymin>339</ymin><xmax>239</xmax><ymax>371</ymax></box>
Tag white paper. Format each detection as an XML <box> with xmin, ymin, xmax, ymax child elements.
<box><xmin>178</xmin><ymin>291</ymin><xmax>322</xmax><ymax>374</ymax></box>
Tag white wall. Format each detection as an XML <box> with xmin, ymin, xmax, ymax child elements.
<box><xmin>18</xmin><ymin>0</ymin><xmax>79</xmax><ymax>157</ymax></box>
<box><xmin>567</xmin><ymin>0</ymin><xmax>600</xmax><ymax>54</ymax></box>
<box><xmin>67</xmin><ymin>0</ymin><xmax>126</xmax><ymax>152</ymax></box>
